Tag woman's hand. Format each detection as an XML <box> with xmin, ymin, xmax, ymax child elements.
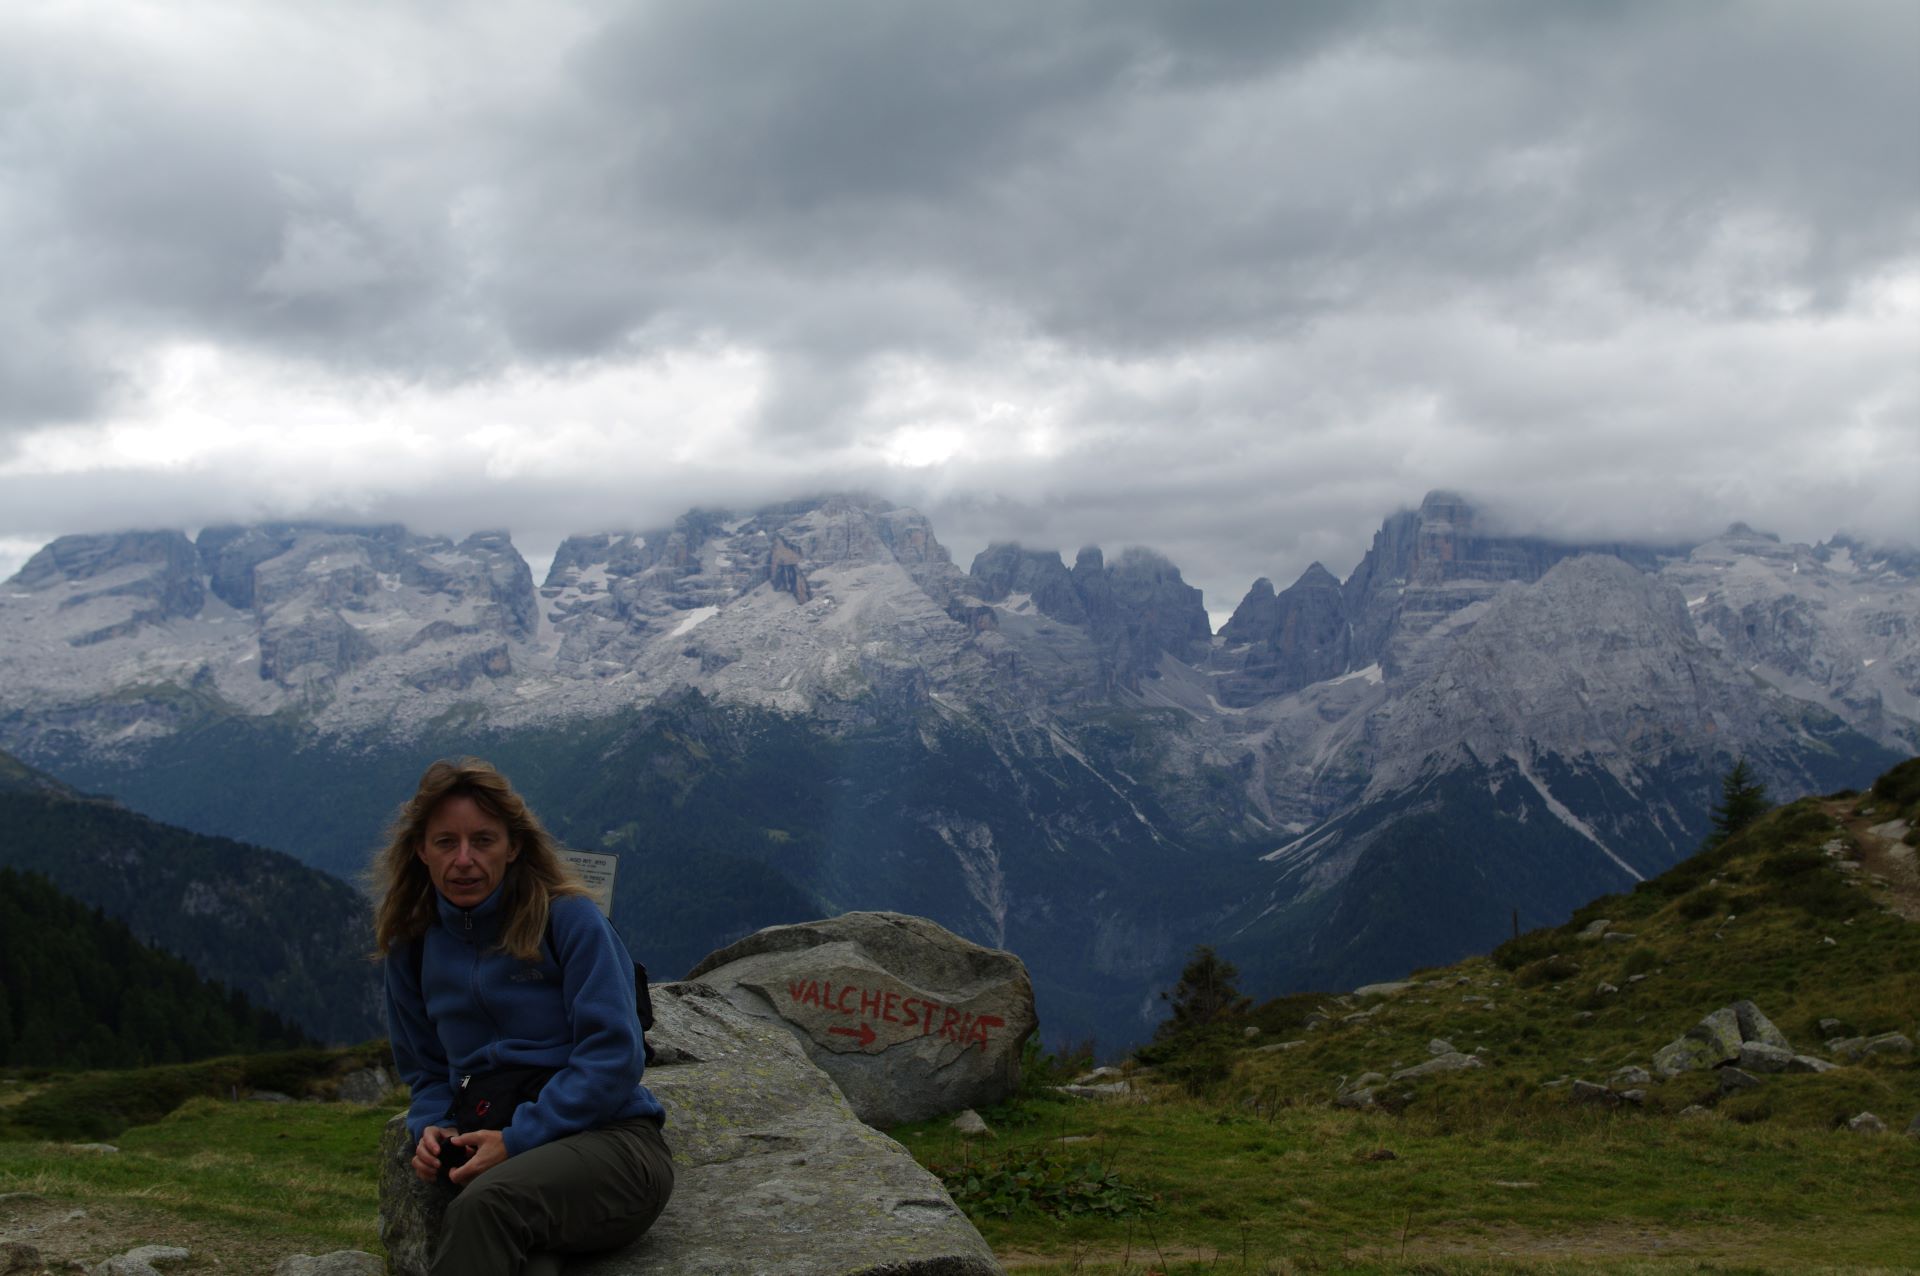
<box><xmin>411</xmin><ymin>1125</ymin><xmax>456</xmax><ymax>1183</ymax></box>
<box><xmin>446</xmin><ymin>1129</ymin><xmax>509</xmax><ymax>1186</ymax></box>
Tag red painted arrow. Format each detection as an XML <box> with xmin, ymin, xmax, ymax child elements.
<box><xmin>829</xmin><ymin>1022</ymin><xmax>877</xmax><ymax>1048</ymax></box>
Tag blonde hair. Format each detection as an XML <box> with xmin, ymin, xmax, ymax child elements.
<box><xmin>370</xmin><ymin>757</ymin><xmax>587</xmax><ymax>961</ymax></box>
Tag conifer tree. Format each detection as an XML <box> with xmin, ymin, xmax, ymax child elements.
<box><xmin>1157</xmin><ymin>945</ymin><xmax>1247</xmax><ymax>1038</ymax></box>
<box><xmin>1709</xmin><ymin>757</ymin><xmax>1769</xmax><ymax>844</ymax></box>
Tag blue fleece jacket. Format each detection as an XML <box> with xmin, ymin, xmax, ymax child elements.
<box><xmin>385</xmin><ymin>881</ymin><xmax>664</xmax><ymax>1156</ymax></box>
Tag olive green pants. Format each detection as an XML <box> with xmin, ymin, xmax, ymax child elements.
<box><xmin>430</xmin><ymin>1117</ymin><xmax>674</xmax><ymax>1276</ymax></box>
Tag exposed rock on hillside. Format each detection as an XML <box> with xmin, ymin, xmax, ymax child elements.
<box><xmin>1665</xmin><ymin>525</ymin><xmax>1920</xmax><ymax>752</ymax></box>
<box><xmin>1214</xmin><ymin>564</ymin><xmax>1350</xmax><ymax>705</ymax></box>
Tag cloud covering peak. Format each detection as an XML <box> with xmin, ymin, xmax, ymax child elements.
<box><xmin>1</xmin><ymin>0</ymin><xmax>1914</xmax><ymax>607</ymax></box>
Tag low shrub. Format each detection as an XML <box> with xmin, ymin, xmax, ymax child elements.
<box><xmin>1516</xmin><ymin>954</ymin><xmax>1581</xmax><ymax>986</ymax></box>
<box><xmin>1493</xmin><ymin>928</ymin><xmax>1563</xmax><ymax>971</ymax></box>
<box><xmin>1676</xmin><ymin>887</ymin><xmax>1727</xmax><ymax>921</ymax></box>
<box><xmin>1870</xmin><ymin>757</ymin><xmax>1920</xmax><ymax>811</ymax></box>
<box><xmin>930</xmin><ymin>1146</ymin><xmax>1157</xmax><ymax>1220</ymax></box>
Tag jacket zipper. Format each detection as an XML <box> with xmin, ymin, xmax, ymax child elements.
<box><xmin>462</xmin><ymin>907</ymin><xmax>505</xmax><ymax>1070</ymax></box>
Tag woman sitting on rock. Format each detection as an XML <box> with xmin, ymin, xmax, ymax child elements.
<box><xmin>373</xmin><ymin>758</ymin><xmax>672</xmax><ymax>1276</ymax></box>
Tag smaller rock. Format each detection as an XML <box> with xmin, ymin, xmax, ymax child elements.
<box><xmin>1687</xmin><ymin>1007</ymin><xmax>1744</xmax><ymax>1063</ymax></box>
<box><xmin>1333</xmin><ymin>1087</ymin><xmax>1377</xmax><ymax>1110</ymax></box>
<box><xmin>1717</xmin><ymin>1067</ymin><xmax>1762</xmax><ymax>1094</ymax></box>
<box><xmin>1342</xmin><ymin>1072</ymin><xmax>1387</xmax><ymax>1093</ymax></box>
<box><xmin>1390</xmin><ymin>1053</ymin><xmax>1483</xmax><ymax>1081</ymax></box>
<box><xmin>1818</xmin><ymin>1017</ymin><xmax>1846</xmax><ymax>1035</ymax></box>
<box><xmin>1906</xmin><ymin>1113</ymin><xmax>1920</xmax><ymax>1139</ymax></box>
<box><xmin>1828</xmin><ymin>1035</ymin><xmax>1866</xmax><ymax>1061</ymax></box>
<box><xmin>1821</xmin><ymin>936</ymin><xmax>1837</xmax><ymax>946</ymax></box>
<box><xmin>1353</xmin><ymin>980</ymin><xmax>1415</xmax><ymax>998</ymax></box>
<box><xmin>1595</xmin><ymin>982</ymin><xmax>1619</xmax><ymax>996</ymax></box>
<box><xmin>1053</xmin><ymin>1082</ymin><xmax>1131</xmax><ymax>1100</ymax></box>
<box><xmin>1242</xmin><ymin>1026</ymin><xmax>1261</xmax><ymax>1039</ymax></box>
<box><xmin>1846</xmin><ymin>1111</ymin><xmax>1887</xmax><ymax>1134</ymax></box>
<box><xmin>1652</xmin><ymin>1036</ymin><xmax>1716</xmax><ymax>1078</ymax></box>
<box><xmin>1617</xmin><ymin>1089</ymin><xmax>1647</xmax><ymax>1105</ymax></box>
<box><xmin>1678</xmin><ymin>1104</ymin><xmax>1712</xmax><ymax>1118</ymax></box>
<box><xmin>1863</xmin><ymin>1032</ymin><xmax>1914</xmax><ymax>1057</ymax></box>
<box><xmin>1427</xmin><ymin>1038</ymin><xmax>1456</xmax><ymax>1056</ymax></box>
<box><xmin>1071</xmin><ymin>1066</ymin><xmax>1125</xmax><ymax>1085</ymax></box>
<box><xmin>97</xmin><ymin>1247</ymin><xmax>191</xmax><ymax>1276</ymax></box>
<box><xmin>1611</xmin><ymin>1065</ymin><xmax>1652</xmax><ymax>1087</ymax></box>
<box><xmin>66</xmin><ymin>1143</ymin><xmax>118</xmax><ymax>1154</ymax></box>
<box><xmin>1253</xmin><ymin>1040</ymin><xmax>1305</xmax><ymax>1053</ymax></box>
<box><xmin>1735</xmin><ymin>997</ymin><xmax>1789</xmax><ymax>1051</ymax></box>
<box><xmin>1570</xmin><ymin>1080</ymin><xmax>1614</xmax><ymax>1103</ymax></box>
<box><xmin>949</xmin><ymin>1110</ymin><xmax>991</xmax><ymax>1138</ymax></box>
<box><xmin>249</xmin><ymin>1089</ymin><xmax>295</xmax><ymax>1103</ymax></box>
<box><xmin>1627</xmin><ymin>974</ymin><xmax>1649</xmax><ymax>984</ymax></box>
<box><xmin>1302</xmin><ymin>1012</ymin><xmax>1330</xmax><ymax>1030</ymax></box>
<box><xmin>1787</xmin><ymin>1055</ymin><xmax>1835</xmax><ymax>1074</ymax></box>
<box><xmin>335</xmin><ymin>1067</ymin><xmax>394</xmax><ymax>1105</ymax></box>
<box><xmin>1576</xmin><ymin>918</ymin><xmax>1611</xmax><ymax>940</ymax></box>
<box><xmin>1737</xmin><ymin>1042</ymin><xmax>1796</xmax><ymax>1074</ymax></box>
<box><xmin>273</xmin><ymin>1254</ymin><xmax>385</xmax><ymax>1276</ymax></box>
<box><xmin>1571</xmin><ymin>1011</ymin><xmax>1595</xmax><ymax>1024</ymax></box>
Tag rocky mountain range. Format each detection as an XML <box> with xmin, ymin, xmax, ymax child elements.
<box><xmin>2</xmin><ymin>491</ymin><xmax>1913</xmax><ymax>1045</ymax></box>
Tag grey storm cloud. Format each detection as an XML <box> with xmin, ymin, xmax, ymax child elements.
<box><xmin>0</xmin><ymin>0</ymin><xmax>1914</xmax><ymax>607</ymax></box>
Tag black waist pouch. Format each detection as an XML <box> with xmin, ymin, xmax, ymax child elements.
<box><xmin>436</xmin><ymin>1066</ymin><xmax>556</xmax><ymax>1187</ymax></box>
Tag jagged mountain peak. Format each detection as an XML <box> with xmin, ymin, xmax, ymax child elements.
<box><xmin>9</xmin><ymin>529</ymin><xmax>200</xmax><ymax>588</ymax></box>
<box><xmin>1370</xmin><ymin>553</ymin><xmax>1821</xmax><ymax>795</ymax></box>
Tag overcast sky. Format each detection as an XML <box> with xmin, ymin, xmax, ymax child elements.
<box><xmin>2</xmin><ymin>0</ymin><xmax>1915</xmax><ymax>622</ymax></box>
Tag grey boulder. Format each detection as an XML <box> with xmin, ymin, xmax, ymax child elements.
<box><xmin>685</xmin><ymin>912</ymin><xmax>1036</xmax><ymax>1127</ymax></box>
<box><xmin>380</xmin><ymin>982</ymin><xmax>1000</xmax><ymax>1276</ymax></box>
<box><xmin>1730</xmin><ymin>1000</ymin><xmax>1790</xmax><ymax>1050</ymax></box>
<box><xmin>1653</xmin><ymin>1002</ymin><xmax>1788</xmax><ymax>1077</ymax></box>
<box><xmin>335</xmin><ymin>1067</ymin><xmax>394</xmax><ymax>1105</ymax></box>
<box><xmin>96</xmin><ymin>1248</ymin><xmax>191</xmax><ymax>1276</ymax></box>
<box><xmin>1736</xmin><ymin>1042</ymin><xmax>1796</xmax><ymax>1074</ymax></box>
<box><xmin>1652</xmin><ymin>1036</ymin><xmax>1719</xmax><ymax>1079</ymax></box>
<box><xmin>1847</xmin><ymin>1111</ymin><xmax>1887</xmax><ymax>1134</ymax></box>
<box><xmin>1827</xmin><ymin>1032</ymin><xmax>1913</xmax><ymax>1063</ymax></box>
<box><xmin>1389</xmin><ymin>1053</ymin><xmax>1482</xmax><ymax>1081</ymax></box>
<box><xmin>274</xmin><ymin>1254</ymin><xmax>384</xmax><ymax>1276</ymax></box>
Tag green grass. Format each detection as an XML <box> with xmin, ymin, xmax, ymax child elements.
<box><xmin>0</xmin><ymin>1096</ymin><xmax>395</xmax><ymax>1268</ymax></box>
<box><xmin>897</xmin><ymin>791</ymin><xmax>1920</xmax><ymax>1272</ymax></box>
<box><xmin>898</xmin><ymin>1092</ymin><xmax>1920</xmax><ymax>1272</ymax></box>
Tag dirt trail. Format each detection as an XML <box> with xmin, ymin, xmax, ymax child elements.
<box><xmin>1822</xmin><ymin>798</ymin><xmax>1920</xmax><ymax>922</ymax></box>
